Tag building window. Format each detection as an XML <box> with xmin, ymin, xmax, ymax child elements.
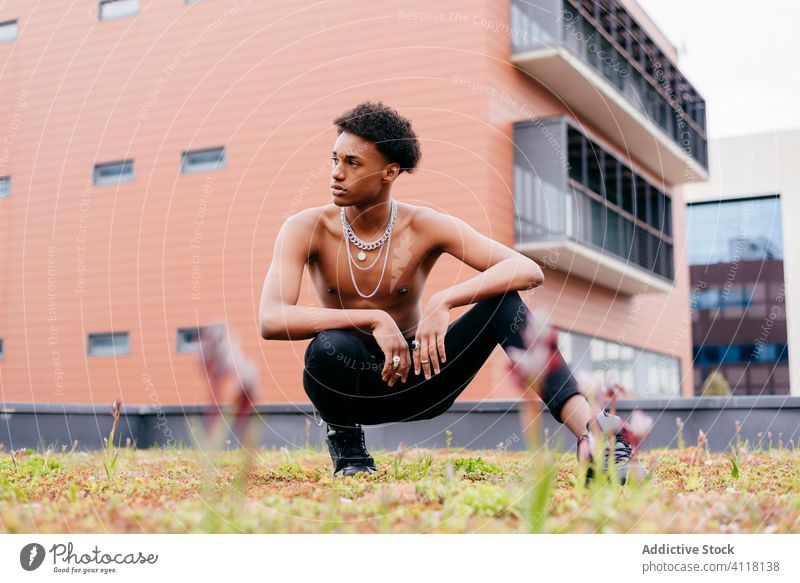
<box><xmin>687</xmin><ymin>195</ymin><xmax>783</xmax><ymax>265</ymax></box>
<box><xmin>695</xmin><ymin>342</ymin><xmax>788</xmax><ymax>366</ymax></box>
<box><xmin>510</xmin><ymin>0</ymin><xmax>708</xmax><ymax>169</ymax></box>
<box><xmin>514</xmin><ymin>117</ymin><xmax>677</xmax><ymax>283</ymax></box>
<box><xmin>0</xmin><ymin>176</ymin><xmax>10</xmax><ymax>198</ymax></box>
<box><xmin>687</xmin><ymin>195</ymin><xmax>787</xmax><ymax>395</ymax></box>
<box><xmin>93</xmin><ymin>160</ymin><xmax>134</xmax><ymax>185</ymax></box>
<box><xmin>557</xmin><ymin>329</ymin><xmax>681</xmax><ymax>397</ymax></box>
<box><xmin>566</xmin><ymin>125</ymin><xmax>674</xmax><ymax>279</ymax></box>
<box><xmin>176</xmin><ymin>327</ymin><xmax>206</xmax><ymax>352</ymax></box>
<box><xmin>177</xmin><ymin>324</ymin><xmax>223</xmax><ymax>352</ymax></box>
<box><xmin>180</xmin><ymin>146</ymin><xmax>226</xmax><ymax>174</ymax></box>
<box><xmin>0</xmin><ymin>20</ymin><xmax>18</xmax><ymax>43</ymax></box>
<box><xmin>87</xmin><ymin>332</ymin><xmax>130</xmax><ymax>357</ymax></box>
<box><xmin>98</xmin><ymin>0</ymin><xmax>140</xmax><ymax>21</ymax></box>
<box><xmin>0</xmin><ymin>337</ymin><xmax>4</xmax><ymax>360</ymax></box>
<box><xmin>185</xmin><ymin>0</ymin><xmax>207</xmax><ymax>4</ymax></box>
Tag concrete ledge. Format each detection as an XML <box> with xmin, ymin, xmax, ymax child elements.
<box><xmin>1</xmin><ymin>397</ymin><xmax>798</xmax><ymax>453</ymax></box>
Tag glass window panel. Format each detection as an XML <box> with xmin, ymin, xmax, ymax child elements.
<box><xmin>590</xmin><ymin>338</ymin><xmax>606</xmax><ymax>361</ymax></box>
<box><xmin>686</xmin><ymin>196</ymin><xmax>783</xmax><ymax>265</ymax></box>
<box><xmin>568</xmin><ymin>129</ymin><xmax>584</xmax><ymax>183</ymax></box>
<box><xmin>752</xmin><ymin>283</ymin><xmax>767</xmax><ymax>301</ymax></box>
<box><xmin>620</xmin><ymin>168</ymin><xmax>634</xmax><ymax>214</ymax></box>
<box><xmin>603</xmin><ymin>155</ymin><xmax>619</xmax><ymax>205</ymax></box>
<box><xmin>99</xmin><ymin>0</ymin><xmax>140</xmax><ymax>21</ymax></box>
<box><xmin>663</xmin><ymin>196</ymin><xmax>672</xmax><ymax>236</ymax></box>
<box><xmin>176</xmin><ymin>327</ymin><xmax>203</xmax><ymax>353</ymax></box>
<box><xmin>87</xmin><ymin>332</ymin><xmax>130</xmax><ymax>357</ymax></box>
<box><xmin>722</xmin><ymin>306</ymin><xmax>744</xmax><ymax>319</ymax></box>
<box><xmin>556</xmin><ymin>331</ymin><xmax>572</xmax><ymax>363</ymax></box>
<box><xmin>586</xmin><ymin>143</ymin><xmax>603</xmax><ymax>195</ymax></box>
<box><xmin>94</xmin><ymin>160</ymin><xmax>134</xmax><ymax>184</ymax></box>
<box><xmin>635</xmin><ymin>180</ymin><xmax>648</xmax><ymax>222</ymax></box>
<box><xmin>0</xmin><ymin>20</ymin><xmax>18</xmax><ymax>42</ymax></box>
<box><xmin>0</xmin><ymin>176</ymin><xmax>10</xmax><ymax>197</ymax></box>
<box><xmin>181</xmin><ymin>146</ymin><xmax>226</xmax><ymax>174</ymax></box>
<box><xmin>698</xmin><ymin>288</ymin><xmax>719</xmax><ymax>309</ymax></box>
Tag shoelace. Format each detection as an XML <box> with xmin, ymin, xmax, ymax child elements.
<box><xmin>579</xmin><ymin>432</ymin><xmax>633</xmax><ymax>466</ymax></box>
<box><xmin>613</xmin><ymin>434</ymin><xmax>632</xmax><ymax>463</ymax></box>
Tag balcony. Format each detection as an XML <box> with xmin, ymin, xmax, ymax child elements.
<box><xmin>510</xmin><ymin>0</ymin><xmax>708</xmax><ymax>185</ymax></box>
<box><xmin>513</xmin><ymin>117</ymin><xmax>674</xmax><ymax>295</ymax></box>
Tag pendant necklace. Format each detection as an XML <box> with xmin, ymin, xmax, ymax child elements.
<box><xmin>340</xmin><ymin>200</ymin><xmax>398</xmax><ymax>299</ymax></box>
<box><xmin>341</xmin><ymin>200</ymin><xmax>397</xmax><ymax>261</ymax></box>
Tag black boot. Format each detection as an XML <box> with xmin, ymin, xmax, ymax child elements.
<box><xmin>577</xmin><ymin>410</ymin><xmax>648</xmax><ymax>486</ymax></box>
<box><xmin>325</xmin><ymin>423</ymin><xmax>377</xmax><ymax>476</ymax></box>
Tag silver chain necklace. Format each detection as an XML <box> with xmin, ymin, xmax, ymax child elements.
<box><xmin>341</xmin><ymin>200</ymin><xmax>397</xmax><ymax>261</ymax></box>
<box><xmin>349</xmin><ymin>237</ymin><xmax>385</xmax><ymax>271</ymax></box>
<box><xmin>341</xmin><ymin>200</ymin><xmax>398</xmax><ymax>298</ymax></box>
<box><xmin>345</xmin><ymin>227</ymin><xmax>394</xmax><ymax>299</ymax></box>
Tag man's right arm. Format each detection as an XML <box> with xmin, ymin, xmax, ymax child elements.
<box><xmin>259</xmin><ymin>212</ymin><xmax>386</xmax><ymax>341</ymax></box>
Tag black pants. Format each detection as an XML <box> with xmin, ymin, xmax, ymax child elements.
<box><xmin>302</xmin><ymin>290</ymin><xmax>582</xmax><ymax>426</ymax></box>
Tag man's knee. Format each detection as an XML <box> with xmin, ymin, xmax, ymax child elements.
<box><xmin>481</xmin><ymin>289</ymin><xmax>522</xmax><ymax>308</ymax></box>
<box><xmin>474</xmin><ymin>290</ymin><xmax>529</xmax><ymax>344</ymax></box>
<box><xmin>303</xmin><ymin>330</ymin><xmax>365</xmax><ymax>416</ymax></box>
<box><xmin>305</xmin><ymin>329</ymin><xmax>362</xmax><ymax>366</ymax></box>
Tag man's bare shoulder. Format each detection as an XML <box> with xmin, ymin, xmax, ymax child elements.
<box><xmin>280</xmin><ymin>206</ymin><xmax>335</xmax><ymax>240</ymax></box>
<box><xmin>284</xmin><ymin>206</ymin><xmax>327</xmax><ymax>226</ymax></box>
<box><xmin>274</xmin><ymin>207</ymin><xmax>328</xmax><ymax>262</ymax></box>
<box><xmin>407</xmin><ymin>204</ymin><xmax>454</xmax><ymax>232</ymax></box>
<box><xmin>403</xmin><ymin>203</ymin><xmax>447</xmax><ymax>229</ymax></box>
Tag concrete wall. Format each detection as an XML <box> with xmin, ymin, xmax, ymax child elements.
<box><xmin>2</xmin><ymin>398</ymin><xmax>798</xmax><ymax>454</ymax></box>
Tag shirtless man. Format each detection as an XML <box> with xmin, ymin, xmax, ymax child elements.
<box><xmin>259</xmin><ymin>101</ymin><xmax>645</xmax><ymax>484</ymax></box>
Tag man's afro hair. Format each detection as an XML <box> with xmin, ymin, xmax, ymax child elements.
<box><xmin>333</xmin><ymin>101</ymin><xmax>421</xmax><ymax>174</ymax></box>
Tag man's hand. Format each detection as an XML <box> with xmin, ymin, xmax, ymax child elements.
<box><xmin>414</xmin><ymin>295</ymin><xmax>450</xmax><ymax>379</ymax></box>
<box><xmin>371</xmin><ymin>312</ymin><xmax>412</xmax><ymax>387</ymax></box>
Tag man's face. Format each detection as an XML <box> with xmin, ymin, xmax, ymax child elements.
<box><xmin>330</xmin><ymin>131</ymin><xmax>397</xmax><ymax>202</ymax></box>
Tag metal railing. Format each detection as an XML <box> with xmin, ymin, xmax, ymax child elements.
<box><xmin>511</xmin><ymin>0</ymin><xmax>708</xmax><ymax>170</ymax></box>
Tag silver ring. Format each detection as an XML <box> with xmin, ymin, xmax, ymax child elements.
<box><xmin>392</xmin><ymin>355</ymin><xmax>401</xmax><ymax>368</ymax></box>
<box><xmin>393</xmin><ymin>371</ymin><xmax>402</xmax><ymax>376</ymax></box>
<box><xmin>420</xmin><ymin>359</ymin><xmax>430</xmax><ymax>364</ymax></box>
<box><xmin>411</xmin><ymin>340</ymin><xmax>420</xmax><ymax>351</ymax></box>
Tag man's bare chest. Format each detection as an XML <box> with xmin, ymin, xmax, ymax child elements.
<box><xmin>307</xmin><ymin>227</ymin><xmax>440</xmax><ymax>309</ymax></box>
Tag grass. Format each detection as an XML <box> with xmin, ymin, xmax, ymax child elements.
<box><xmin>1</xmin><ymin>444</ymin><xmax>799</xmax><ymax>533</ymax></box>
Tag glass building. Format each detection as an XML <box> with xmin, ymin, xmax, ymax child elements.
<box><xmin>686</xmin><ymin>195</ymin><xmax>789</xmax><ymax>395</ymax></box>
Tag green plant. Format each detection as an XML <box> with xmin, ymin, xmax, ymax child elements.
<box><xmin>391</xmin><ymin>446</ymin><xmax>405</xmax><ymax>480</ymax></box>
<box><xmin>729</xmin><ymin>451</ymin><xmax>740</xmax><ymax>479</ymax></box>
<box><xmin>102</xmin><ymin>399</ymin><xmax>123</xmax><ymax>483</ymax></box>
<box><xmin>450</xmin><ymin>483</ymin><xmax>511</xmax><ymax>517</ymax></box>
<box><xmin>444</xmin><ymin>429</ymin><xmax>453</xmax><ymax>449</ymax></box>
<box><xmin>701</xmin><ymin>370</ymin><xmax>731</xmax><ymax>396</ymax></box>
<box><xmin>409</xmin><ymin>451</ymin><xmax>434</xmax><ymax>480</ymax></box>
<box><xmin>523</xmin><ymin>452</ymin><xmax>557</xmax><ymax>533</ymax></box>
<box><xmin>452</xmin><ymin>457</ymin><xmax>503</xmax><ymax>480</ymax></box>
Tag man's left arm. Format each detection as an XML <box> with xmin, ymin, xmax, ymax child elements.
<box><xmin>410</xmin><ymin>210</ymin><xmax>544</xmax><ymax>378</ymax></box>
<box><xmin>422</xmin><ymin>210</ymin><xmax>544</xmax><ymax>310</ymax></box>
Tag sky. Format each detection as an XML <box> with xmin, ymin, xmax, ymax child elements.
<box><xmin>638</xmin><ymin>0</ymin><xmax>800</xmax><ymax>138</ymax></box>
